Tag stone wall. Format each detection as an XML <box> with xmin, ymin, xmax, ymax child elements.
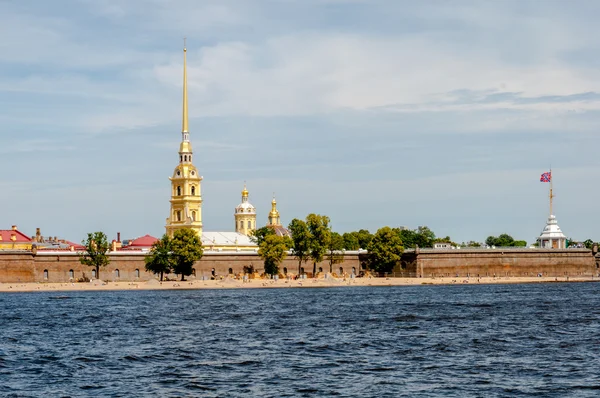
<box><xmin>394</xmin><ymin>248</ymin><xmax>598</xmax><ymax>278</ymax></box>
<box><xmin>0</xmin><ymin>251</ymin><xmax>362</xmax><ymax>283</ymax></box>
<box><xmin>1</xmin><ymin>248</ymin><xmax>597</xmax><ymax>283</ymax></box>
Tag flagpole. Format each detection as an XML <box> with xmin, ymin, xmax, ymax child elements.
<box><xmin>549</xmin><ymin>168</ymin><xmax>553</xmax><ymax>216</ymax></box>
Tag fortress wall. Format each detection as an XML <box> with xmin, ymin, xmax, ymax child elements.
<box><xmin>397</xmin><ymin>249</ymin><xmax>598</xmax><ymax>278</ymax></box>
<box><xmin>0</xmin><ymin>251</ymin><xmax>362</xmax><ymax>283</ymax></box>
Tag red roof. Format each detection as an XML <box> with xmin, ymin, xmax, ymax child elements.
<box><xmin>0</xmin><ymin>228</ymin><xmax>32</xmax><ymax>243</ymax></box>
<box><xmin>126</xmin><ymin>234</ymin><xmax>158</xmax><ymax>248</ymax></box>
<box><xmin>64</xmin><ymin>240</ymin><xmax>86</xmax><ymax>250</ymax></box>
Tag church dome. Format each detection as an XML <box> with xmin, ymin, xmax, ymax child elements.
<box><xmin>235</xmin><ymin>184</ymin><xmax>256</xmax><ymax>214</ymax></box>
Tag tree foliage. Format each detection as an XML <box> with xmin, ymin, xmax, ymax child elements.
<box><xmin>288</xmin><ymin>218</ymin><xmax>311</xmax><ymax>275</ymax></box>
<box><xmin>397</xmin><ymin>226</ymin><xmax>436</xmax><ymax>248</ymax></box>
<box><xmin>367</xmin><ymin>227</ymin><xmax>404</xmax><ymax>273</ymax></box>
<box><xmin>258</xmin><ymin>234</ymin><xmax>292</xmax><ymax>276</ymax></box>
<box><xmin>79</xmin><ymin>231</ymin><xmax>111</xmax><ymax>279</ymax></box>
<box><xmin>327</xmin><ymin>232</ymin><xmax>345</xmax><ymax>273</ymax></box>
<box><xmin>171</xmin><ymin>229</ymin><xmax>203</xmax><ymax>281</ymax></box>
<box><xmin>342</xmin><ymin>232</ymin><xmax>360</xmax><ymax>250</ymax></box>
<box><xmin>250</xmin><ymin>226</ymin><xmax>276</xmax><ymax>246</ymax></box>
<box><xmin>485</xmin><ymin>234</ymin><xmax>526</xmax><ymax>247</ymax></box>
<box><xmin>306</xmin><ymin>213</ymin><xmax>331</xmax><ymax>276</ymax></box>
<box><xmin>145</xmin><ymin>234</ymin><xmax>173</xmax><ymax>281</ymax></box>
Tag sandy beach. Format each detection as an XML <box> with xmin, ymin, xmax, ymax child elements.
<box><xmin>0</xmin><ymin>275</ymin><xmax>597</xmax><ymax>293</ymax></box>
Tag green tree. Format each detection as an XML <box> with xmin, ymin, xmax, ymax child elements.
<box><xmin>144</xmin><ymin>234</ymin><xmax>173</xmax><ymax>281</ymax></box>
<box><xmin>356</xmin><ymin>229</ymin><xmax>373</xmax><ymax>250</ymax></box>
<box><xmin>258</xmin><ymin>234</ymin><xmax>291</xmax><ymax>276</ymax></box>
<box><xmin>327</xmin><ymin>232</ymin><xmax>345</xmax><ymax>273</ymax></box>
<box><xmin>584</xmin><ymin>239</ymin><xmax>594</xmax><ymax>249</ymax></box>
<box><xmin>288</xmin><ymin>218</ymin><xmax>312</xmax><ymax>276</ymax></box>
<box><xmin>79</xmin><ymin>231</ymin><xmax>111</xmax><ymax>280</ymax></box>
<box><xmin>415</xmin><ymin>226</ymin><xmax>436</xmax><ymax>248</ymax></box>
<box><xmin>397</xmin><ymin>229</ymin><xmax>418</xmax><ymax>248</ymax></box>
<box><xmin>465</xmin><ymin>241</ymin><xmax>482</xmax><ymax>247</ymax></box>
<box><xmin>250</xmin><ymin>226</ymin><xmax>276</xmax><ymax>246</ymax></box>
<box><xmin>367</xmin><ymin>226</ymin><xmax>404</xmax><ymax>273</ymax></box>
<box><xmin>486</xmin><ymin>234</ymin><xmax>525</xmax><ymax>247</ymax></box>
<box><xmin>171</xmin><ymin>229</ymin><xmax>203</xmax><ymax>281</ymax></box>
<box><xmin>307</xmin><ymin>214</ymin><xmax>331</xmax><ymax>276</ymax></box>
<box><xmin>342</xmin><ymin>232</ymin><xmax>360</xmax><ymax>250</ymax></box>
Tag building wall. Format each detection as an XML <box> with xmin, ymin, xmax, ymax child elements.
<box><xmin>394</xmin><ymin>248</ymin><xmax>597</xmax><ymax>278</ymax></box>
<box><xmin>0</xmin><ymin>251</ymin><xmax>362</xmax><ymax>283</ymax></box>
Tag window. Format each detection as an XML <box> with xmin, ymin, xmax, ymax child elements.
<box><xmin>43</xmin><ymin>269</ymin><xmax>49</xmax><ymax>280</ymax></box>
<box><xmin>177</xmin><ymin>186</ymin><xmax>181</xmax><ymax>196</ymax></box>
<box><xmin>228</xmin><ymin>268</ymin><xmax>233</xmax><ymax>274</ymax></box>
<box><xmin>69</xmin><ymin>269</ymin><xmax>74</xmax><ymax>279</ymax></box>
<box><xmin>191</xmin><ymin>211</ymin><xmax>196</xmax><ymax>221</ymax></box>
<box><xmin>177</xmin><ymin>211</ymin><xmax>181</xmax><ymax>221</ymax></box>
<box><xmin>240</xmin><ymin>221</ymin><xmax>244</xmax><ymax>229</ymax></box>
<box><xmin>191</xmin><ymin>186</ymin><xmax>195</xmax><ymax>195</ymax></box>
<box><xmin>115</xmin><ymin>269</ymin><xmax>120</xmax><ymax>278</ymax></box>
<box><xmin>135</xmin><ymin>269</ymin><xmax>140</xmax><ymax>278</ymax></box>
<box><xmin>248</xmin><ymin>221</ymin><xmax>252</xmax><ymax>229</ymax></box>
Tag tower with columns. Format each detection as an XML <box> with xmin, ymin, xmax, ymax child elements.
<box><xmin>234</xmin><ymin>184</ymin><xmax>256</xmax><ymax>236</ymax></box>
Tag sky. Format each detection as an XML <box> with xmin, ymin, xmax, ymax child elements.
<box><xmin>1</xmin><ymin>0</ymin><xmax>599</xmax><ymax>244</ymax></box>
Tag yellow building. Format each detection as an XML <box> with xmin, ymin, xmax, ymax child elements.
<box><xmin>234</xmin><ymin>184</ymin><xmax>257</xmax><ymax>236</ymax></box>
<box><xmin>165</xmin><ymin>44</ymin><xmax>203</xmax><ymax>238</ymax></box>
<box><xmin>0</xmin><ymin>225</ymin><xmax>33</xmax><ymax>251</ymax></box>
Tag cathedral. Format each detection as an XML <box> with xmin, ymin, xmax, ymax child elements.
<box><xmin>164</xmin><ymin>45</ymin><xmax>287</xmax><ymax>251</ymax></box>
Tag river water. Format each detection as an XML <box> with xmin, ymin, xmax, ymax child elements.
<box><xmin>1</xmin><ymin>283</ymin><xmax>599</xmax><ymax>397</ymax></box>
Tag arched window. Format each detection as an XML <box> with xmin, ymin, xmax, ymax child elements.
<box><xmin>177</xmin><ymin>211</ymin><xmax>181</xmax><ymax>221</ymax></box>
<box><xmin>177</xmin><ymin>186</ymin><xmax>181</xmax><ymax>196</ymax></box>
<box><xmin>115</xmin><ymin>269</ymin><xmax>120</xmax><ymax>278</ymax></box>
<box><xmin>191</xmin><ymin>211</ymin><xmax>196</xmax><ymax>221</ymax></box>
<box><xmin>240</xmin><ymin>220</ymin><xmax>244</xmax><ymax>229</ymax></box>
<box><xmin>135</xmin><ymin>269</ymin><xmax>140</xmax><ymax>278</ymax></box>
<box><xmin>180</xmin><ymin>155</ymin><xmax>182</xmax><ymax>163</ymax></box>
<box><xmin>69</xmin><ymin>269</ymin><xmax>74</xmax><ymax>279</ymax></box>
<box><xmin>228</xmin><ymin>268</ymin><xmax>233</xmax><ymax>274</ymax></box>
<box><xmin>43</xmin><ymin>269</ymin><xmax>49</xmax><ymax>280</ymax></box>
<box><xmin>191</xmin><ymin>186</ymin><xmax>195</xmax><ymax>195</ymax></box>
<box><xmin>248</xmin><ymin>221</ymin><xmax>252</xmax><ymax>229</ymax></box>
<box><xmin>184</xmin><ymin>155</ymin><xmax>187</xmax><ymax>162</ymax></box>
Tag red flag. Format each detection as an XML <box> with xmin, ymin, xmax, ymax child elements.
<box><xmin>540</xmin><ymin>171</ymin><xmax>551</xmax><ymax>182</ymax></box>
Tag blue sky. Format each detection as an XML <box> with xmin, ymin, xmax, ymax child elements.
<box><xmin>1</xmin><ymin>0</ymin><xmax>599</xmax><ymax>244</ymax></box>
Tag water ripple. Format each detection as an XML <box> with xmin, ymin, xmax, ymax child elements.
<box><xmin>0</xmin><ymin>283</ymin><xmax>599</xmax><ymax>396</ymax></box>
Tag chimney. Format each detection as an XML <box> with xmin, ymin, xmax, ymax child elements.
<box><xmin>117</xmin><ymin>232</ymin><xmax>121</xmax><ymax>242</ymax></box>
<box><xmin>11</xmin><ymin>225</ymin><xmax>17</xmax><ymax>231</ymax></box>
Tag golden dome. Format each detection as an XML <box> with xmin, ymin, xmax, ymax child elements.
<box><xmin>242</xmin><ymin>184</ymin><xmax>249</xmax><ymax>197</ymax></box>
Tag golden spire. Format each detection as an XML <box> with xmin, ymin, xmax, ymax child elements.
<box><xmin>242</xmin><ymin>182</ymin><xmax>249</xmax><ymax>198</ymax></box>
<box><xmin>268</xmin><ymin>193</ymin><xmax>281</xmax><ymax>226</ymax></box>
<box><xmin>182</xmin><ymin>38</ymin><xmax>188</xmax><ymax>134</ymax></box>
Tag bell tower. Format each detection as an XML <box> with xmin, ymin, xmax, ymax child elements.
<box><xmin>166</xmin><ymin>43</ymin><xmax>203</xmax><ymax>237</ymax></box>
